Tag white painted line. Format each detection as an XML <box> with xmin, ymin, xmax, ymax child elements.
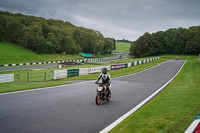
<box><xmin>0</xmin><ymin>58</ymin><xmax>164</xmax><ymax>96</ymax></box>
<box><xmin>99</xmin><ymin>60</ymin><xmax>186</xmax><ymax>133</ymax></box>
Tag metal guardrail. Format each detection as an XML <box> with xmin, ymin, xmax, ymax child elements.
<box><xmin>54</xmin><ymin>57</ymin><xmax>160</xmax><ymax>80</ymax></box>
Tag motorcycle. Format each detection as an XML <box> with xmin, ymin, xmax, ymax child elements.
<box><xmin>95</xmin><ymin>83</ymin><xmax>111</xmax><ymax>105</ymax></box>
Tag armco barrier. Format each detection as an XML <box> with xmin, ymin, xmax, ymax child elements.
<box><xmin>0</xmin><ymin>56</ymin><xmax>119</xmax><ymax>67</ymax></box>
<box><xmin>131</xmin><ymin>62</ymin><xmax>134</xmax><ymax>67</ymax></box>
<box><xmin>54</xmin><ymin>69</ymin><xmax>68</xmax><ymax>80</ymax></box>
<box><xmin>0</xmin><ymin>74</ymin><xmax>14</xmax><ymax>83</ymax></box>
<box><xmin>124</xmin><ymin>63</ymin><xmax>128</xmax><ymax>68</ymax></box>
<box><xmin>54</xmin><ymin>57</ymin><xmax>160</xmax><ymax>80</ymax></box>
<box><xmin>111</xmin><ymin>64</ymin><xmax>123</xmax><ymax>70</ymax></box>
<box><xmin>185</xmin><ymin>114</ymin><xmax>200</xmax><ymax>133</ymax></box>
<box><xmin>67</xmin><ymin>69</ymin><xmax>79</xmax><ymax>78</ymax></box>
<box><xmin>89</xmin><ymin>66</ymin><xmax>111</xmax><ymax>74</ymax></box>
<box><xmin>79</xmin><ymin>68</ymin><xmax>89</xmax><ymax>76</ymax></box>
<box><xmin>128</xmin><ymin>63</ymin><xmax>131</xmax><ymax>67</ymax></box>
<box><xmin>134</xmin><ymin>61</ymin><xmax>137</xmax><ymax>66</ymax></box>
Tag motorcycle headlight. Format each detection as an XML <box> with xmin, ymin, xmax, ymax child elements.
<box><xmin>97</xmin><ymin>87</ymin><xmax>103</xmax><ymax>91</ymax></box>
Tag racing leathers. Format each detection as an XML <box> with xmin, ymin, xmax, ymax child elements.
<box><xmin>96</xmin><ymin>72</ymin><xmax>111</xmax><ymax>98</ymax></box>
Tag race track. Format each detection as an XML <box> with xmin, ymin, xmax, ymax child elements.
<box><xmin>0</xmin><ymin>60</ymin><xmax>185</xmax><ymax>133</ymax></box>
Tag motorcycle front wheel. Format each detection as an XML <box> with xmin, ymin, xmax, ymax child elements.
<box><xmin>95</xmin><ymin>93</ymin><xmax>101</xmax><ymax>105</ymax></box>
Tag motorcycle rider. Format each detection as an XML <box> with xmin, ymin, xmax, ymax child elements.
<box><xmin>95</xmin><ymin>67</ymin><xmax>111</xmax><ymax>99</ymax></box>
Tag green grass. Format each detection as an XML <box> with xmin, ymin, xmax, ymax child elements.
<box><xmin>110</xmin><ymin>55</ymin><xmax>200</xmax><ymax>133</ymax></box>
<box><xmin>116</xmin><ymin>42</ymin><xmax>131</xmax><ymax>53</ymax></box>
<box><xmin>0</xmin><ymin>42</ymin><xmax>84</xmax><ymax>64</ymax></box>
<box><xmin>0</xmin><ymin>57</ymin><xmax>167</xmax><ymax>93</ymax></box>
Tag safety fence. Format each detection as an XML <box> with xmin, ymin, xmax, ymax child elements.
<box><xmin>0</xmin><ymin>56</ymin><xmax>120</xmax><ymax>67</ymax></box>
<box><xmin>85</xmin><ymin>56</ymin><xmax>120</xmax><ymax>63</ymax></box>
<box><xmin>27</xmin><ymin>71</ymin><xmax>47</xmax><ymax>82</ymax></box>
<box><xmin>54</xmin><ymin>57</ymin><xmax>160</xmax><ymax>80</ymax></box>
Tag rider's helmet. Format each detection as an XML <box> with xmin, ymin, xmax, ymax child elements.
<box><xmin>102</xmin><ymin>67</ymin><xmax>107</xmax><ymax>74</ymax></box>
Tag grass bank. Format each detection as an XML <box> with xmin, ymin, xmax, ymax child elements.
<box><xmin>0</xmin><ymin>42</ymin><xmax>83</xmax><ymax>64</ymax></box>
<box><xmin>116</xmin><ymin>42</ymin><xmax>130</xmax><ymax>53</ymax></box>
<box><xmin>0</xmin><ymin>57</ymin><xmax>167</xmax><ymax>93</ymax></box>
<box><xmin>110</xmin><ymin>55</ymin><xmax>200</xmax><ymax>133</ymax></box>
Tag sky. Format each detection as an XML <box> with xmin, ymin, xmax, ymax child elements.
<box><xmin>0</xmin><ymin>0</ymin><xmax>200</xmax><ymax>41</ymax></box>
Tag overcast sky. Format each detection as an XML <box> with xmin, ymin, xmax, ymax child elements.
<box><xmin>0</xmin><ymin>0</ymin><xmax>200</xmax><ymax>41</ymax></box>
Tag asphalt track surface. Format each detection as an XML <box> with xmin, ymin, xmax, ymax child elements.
<box><xmin>0</xmin><ymin>64</ymin><xmax>58</xmax><ymax>72</ymax></box>
<box><xmin>0</xmin><ymin>60</ymin><xmax>185</xmax><ymax>133</ymax></box>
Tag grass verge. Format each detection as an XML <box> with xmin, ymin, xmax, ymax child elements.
<box><xmin>110</xmin><ymin>55</ymin><xmax>200</xmax><ymax>133</ymax></box>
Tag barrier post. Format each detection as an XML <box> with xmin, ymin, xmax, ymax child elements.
<box><xmin>45</xmin><ymin>70</ymin><xmax>47</xmax><ymax>80</ymax></box>
<box><xmin>27</xmin><ymin>72</ymin><xmax>29</xmax><ymax>82</ymax></box>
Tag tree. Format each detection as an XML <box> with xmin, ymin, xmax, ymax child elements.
<box><xmin>60</xmin><ymin>36</ymin><xmax>77</xmax><ymax>54</ymax></box>
<box><xmin>133</xmin><ymin>32</ymin><xmax>151</xmax><ymax>57</ymax></box>
<box><xmin>104</xmin><ymin>38</ymin><xmax>114</xmax><ymax>54</ymax></box>
<box><xmin>150</xmin><ymin>31</ymin><xmax>165</xmax><ymax>55</ymax></box>
<box><xmin>94</xmin><ymin>40</ymin><xmax>104</xmax><ymax>55</ymax></box>
<box><xmin>26</xmin><ymin>23</ymin><xmax>45</xmax><ymax>53</ymax></box>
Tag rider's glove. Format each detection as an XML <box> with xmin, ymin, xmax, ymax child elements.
<box><xmin>95</xmin><ymin>81</ymin><xmax>98</xmax><ymax>84</ymax></box>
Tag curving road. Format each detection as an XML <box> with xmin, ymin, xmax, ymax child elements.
<box><xmin>0</xmin><ymin>60</ymin><xmax>185</xmax><ymax>133</ymax></box>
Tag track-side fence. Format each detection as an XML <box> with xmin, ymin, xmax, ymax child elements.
<box><xmin>54</xmin><ymin>57</ymin><xmax>160</xmax><ymax>80</ymax></box>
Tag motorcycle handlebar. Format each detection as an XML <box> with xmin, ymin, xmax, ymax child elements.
<box><xmin>95</xmin><ymin>82</ymin><xmax>110</xmax><ymax>86</ymax></box>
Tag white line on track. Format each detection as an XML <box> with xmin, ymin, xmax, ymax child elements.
<box><xmin>99</xmin><ymin>60</ymin><xmax>186</xmax><ymax>133</ymax></box>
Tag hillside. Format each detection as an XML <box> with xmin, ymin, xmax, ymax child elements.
<box><xmin>0</xmin><ymin>42</ymin><xmax>83</xmax><ymax>64</ymax></box>
<box><xmin>116</xmin><ymin>42</ymin><xmax>131</xmax><ymax>53</ymax></box>
<box><xmin>0</xmin><ymin>11</ymin><xmax>115</xmax><ymax>55</ymax></box>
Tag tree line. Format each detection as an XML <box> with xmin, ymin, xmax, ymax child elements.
<box><xmin>0</xmin><ymin>11</ymin><xmax>116</xmax><ymax>54</ymax></box>
<box><xmin>130</xmin><ymin>26</ymin><xmax>200</xmax><ymax>57</ymax></box>
<box><xmin>117</xmin><ymin>39</ymin><xmax>132</xmax><ymax>43</ymax></box>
